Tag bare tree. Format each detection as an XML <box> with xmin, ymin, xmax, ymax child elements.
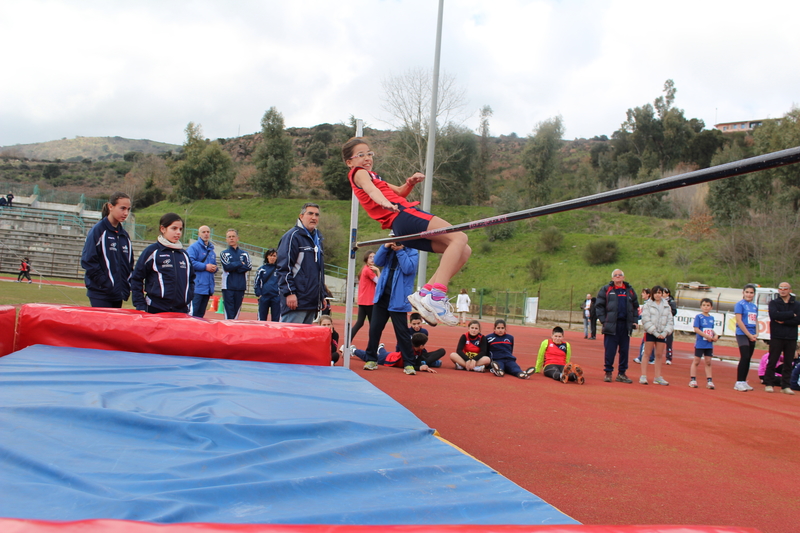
<box><xmin>379</xmin><ymin>68</ymin><xmax>473</xmax><ymax>202</ymax></box>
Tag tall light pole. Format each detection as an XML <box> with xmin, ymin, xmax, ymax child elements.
<box><xmin>417</xmin><ymin>0</ymin><xmax>444</xmax><ymax>287</ymax></box>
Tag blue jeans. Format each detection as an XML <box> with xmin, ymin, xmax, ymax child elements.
<box><xmin>281</xmin><ymin>309</ymin><xmax>316</xmax><ymax>324</ymax></box>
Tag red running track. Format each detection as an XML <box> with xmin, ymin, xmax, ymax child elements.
<box><xmin>336</xmin><ymin>316</ymin><xmax>798</xmax><ymax>533</ymax></box>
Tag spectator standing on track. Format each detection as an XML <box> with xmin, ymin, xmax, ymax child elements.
<box><xmin>253</xmin><ymin>248</ymin><xmax>280</xmax><ymax>322</ymax></box>
<box><xmin>764</xmin><ymin>282</ymin><xmax>800</xmax><ymax>394</ymax></box>
<box><xmin>6</xmin><ymin>191</ymin><xmax>13</xmax><ymax>207</ymax></box>
<box><xmin>690</xmin><ymin>298</ymin><xmax>718</xmax><ymax>389</ymax></box>
<box><xmin>277</xmin><ymin>203</ymin><xmax>326</xmax><ymax>324</ymax></box>
<box><xmin>456</xmin><ymin>289</ymin><xmax>471</xmax><ymax>326</ymax></box>
<box><xmin>450</xmin><ymin>320</ymin><xmax>490</xmax><ymax>372</ymax></box>
<box><xmin>350</xmin><ymin>250</ymin><xmax>379</xmax><ymax>340</ymax></box>
<box><xmin>359</xmin><ymin>240</ymin><xmax>419</xmax><ymax>375</ymax></box>
<box><xmin>81</xmin><ymin>192</ymin><xmax>134</xmax><ymax>308</ymax></box>
<box><xmin>130</xmin><ymin>213</ymin><xmax>194</xmax><ymax>314</ymax></box>
<box><xmin>187</xmin><ymin>225</ymin><xmax>217</xmax><ymax>317</ymax></box>
<box><xmin>219</xmin><ymin>229</ymin><xmax>252</xmax><ymax>320</ymax></box>
<box><xmin>589</xmin><ymin>295</ymin><xmax>598</xmax><ymax>339</ymax></box>
<box><xmin>582</xmin><ymin>293</ymin><xmax>593</xmax><ymax>339</ymax></box>
<box><xmin>634</xmin><ymin>288</ymin><xmax>652</xmax><ymax>364</ymax></box>
<box><xmin>596</xmin><ymin>269</ymin><xmax>638</xmax><ymax>384</ymax></box>
<box><xmin>663</xmin><ymin>287</ymin><xmax>677</xmax><ymax>364</ymax></box>
<box><xmin>639</xmin><ymin>285</ymin><xmax>673</xmax><ymax>386</ymax></box>
<box><xmin>733</xmin><ymin>284</ymin><xmax>759</xmax><ymax>392</ymax></box>
<box><xmin>535</xmin><ymin>326</ymin><xmax>585</xmax><ymax>384</ymax></box>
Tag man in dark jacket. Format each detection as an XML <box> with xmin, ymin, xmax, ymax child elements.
<box><xmin>595</xmin><ymin>269</ymin><xmax>638</xmax><ymax>383</ymax></box>
<box><xmin>219</xmin><ymin>228</ymin><xmax>252</xmax><ymax>319</ymax></box>
<box><xmin>765</xmin><ymin>282</ymin><xmax>800</xmax><ymax>394</ymax></box>
<box><xmin>277</xmin><ymin>203</ymin><xmax>325</xmax><ymax>324</ymax></box>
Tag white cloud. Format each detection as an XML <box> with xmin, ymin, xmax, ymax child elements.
<box><xmin>1</xmin><ymin>0</ymin><xmax>798</xmax><ymax>146</ymax></box>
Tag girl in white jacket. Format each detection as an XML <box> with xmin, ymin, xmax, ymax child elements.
<box><xmin>640</xmin><ymin>285</ymin><xmax>674</xmax><ymax>385</ymax></box>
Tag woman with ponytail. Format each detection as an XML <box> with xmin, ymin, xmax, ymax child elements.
<box><xmin>81</xmin><ymin>192</ymin><xmax>134</xmax><ymax>307</ymax></box>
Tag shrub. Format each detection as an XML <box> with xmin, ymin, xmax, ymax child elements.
<box><xmin>538</xmin><ymin>226</ymin><xmax>563</xmax><ymax>253</ymax></box>
<box><xmin>485</xmin><ymin>222</ymin><xmax>516</xmax><ymax>242</ymax></box>
<box><xmin>528</xmin><ymin>257</ymin><xmax>548</xmax><ymax>282</ymax></box>
<box><xmin>585</xmin><ymin>239</ymin><xmax>618</xmax><ymax>265</ymax></box>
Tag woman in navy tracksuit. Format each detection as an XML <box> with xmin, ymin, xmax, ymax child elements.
<box><xmin>81</xmin><ymin>192</ymin><xmax>134</xmax><ymax>308</ymax></box>
<box><xmin>254</xmin><ymin>248</ymin><xmax>280</xmax><ymax>321</ymax></box>
<box><xmin>130</xmin><ymin>213</ymin><xmax>195</xmax><ymax>314</ymax></box>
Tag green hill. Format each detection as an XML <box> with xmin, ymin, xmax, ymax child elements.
<box><xmin>0</xmin><ymin>136</ymin><xmax>180</xmax><ymax>162</ymax></box>
<box><xmin>136</xmin><ymin>198</ymin><xmax>730</xmax><ymax>311</ymax></box>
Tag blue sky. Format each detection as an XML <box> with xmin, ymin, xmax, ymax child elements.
<box><xmin>1</xmin><ymin>0</ymin><xmax>797</xmax><ymax>147</ymax></box>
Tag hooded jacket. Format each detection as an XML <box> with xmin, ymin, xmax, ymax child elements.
<box><xmin>372</xmin><ymin>244</ymin><xmax>418</xmax><ymax>312</ymax></box>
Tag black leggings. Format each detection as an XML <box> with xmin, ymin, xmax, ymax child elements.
<box><xmin>736</xmin><ymin>336</ymin><xmax>757</xmax><ymax>382</ymax></box>
<box><xmin>417</xmin><ymin>348</ymin><xmax>446</xmax><ymax>368</ymax></box>
<box><xmin>543</xmin><ymin>364</ymin><xmax>576</xmax><ymax>381</ymax></box>
<box><xmin>350</xmin><ymin>304</ymin><xmax>373</xmax><ymax>341</ymax></box>
<box><xmin>17</xmin><ymin>271</ymin><xmax>31</xmax><ymax>282</ymax></box>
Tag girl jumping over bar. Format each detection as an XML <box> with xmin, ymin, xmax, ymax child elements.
<box><xmin>343</xmin><ymin>137</ymin><xmax>471</xmax><ymax>326</ymax></box>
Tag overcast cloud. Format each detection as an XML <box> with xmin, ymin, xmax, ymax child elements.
<box><xmin>1</xmin><ymin>0</ymin><xmax>797</xmax><ymax>147</ymax></box>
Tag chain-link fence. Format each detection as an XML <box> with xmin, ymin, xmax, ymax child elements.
<box><xmin>465</xmin><ymin>286</ymin><xmax>591</xmax><ymax>327</ymax></box>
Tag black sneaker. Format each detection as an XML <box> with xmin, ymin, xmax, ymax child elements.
<box><xmin>604</xmin><ymin>372</ymin><xmax>612</xmax><ymax>382</ymax></box>
<box><xmin>615</xmin><ymin>373</ymin><xmax>633</xmax><ymax>384</ymax></box>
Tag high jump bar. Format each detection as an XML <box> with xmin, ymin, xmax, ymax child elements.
<box><xmin>356</xmin><ymin>145</ymin><xmax>800</xmax><ymax>249</ymax></box>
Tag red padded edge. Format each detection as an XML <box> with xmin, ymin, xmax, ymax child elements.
<box><xmin>15</xmin><ymin>304</ymin><xmax>330</xmax><ymax>366</ymax></box>
<box><xmin>0</xmin><ymin>305</ymin><xmax>16</xmax><ymax>356</ymax></box>
<box><xmin>0</xmin><ymin>519</ymin><xmax>763</xmax><ymax>533</ymax></box>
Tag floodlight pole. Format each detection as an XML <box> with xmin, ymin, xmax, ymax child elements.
<box><xmin>342</xmin><ymin>119</ymin><xmax>365</xmax><ymax>369</ymax></box>
<box><xmin>417</xmin><ymin>0</ymin><xmax>444</xmax><ymax>289</ymax></box>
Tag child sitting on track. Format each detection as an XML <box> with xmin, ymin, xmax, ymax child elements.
<box><xmin>486</xmin><ymin>319</ymin><xmax>534</xmax><ymax>379</ymax></box>
<box><xmin>450</xmin><ymin>320</ymin><xmax>490</xmax><ymax>372</ymax></box>
<box><xmin>535</xmin><ymin>326</ymin><xmax>584</xmax><ymax>384</ymax></box>
<box><xmin>351</xmin><ymin>332</ymin><xmax>442</xmax><ymax>375</ymax></box>
<box><xmin>343</xmin><ymin>138</ymin><xmax>470</xmax><ymax>327</ymax></box>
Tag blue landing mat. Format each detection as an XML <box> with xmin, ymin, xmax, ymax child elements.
<box><xmin>0</xmin><ymin>345</ymin><xmax>577</xmax><ymax>526</ymax></box>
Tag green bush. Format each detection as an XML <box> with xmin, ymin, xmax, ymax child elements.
<box><xmin>528</xmin><ymin>257</ymin><xmax>548</xmax><ymax>281</ymax></box>
<box><xmin>485</xmin><ymin>222</ymin><xmax>516</xmax><ymax>242</ymax></box>
<box><xmin>539</xmin><ymin>226</ymin><xmax>563</xmax><ymax>252</ymax></box>
<box><xmin>585</xmin><ymin>239</ymin><xmax>618</xmax><ymax>265</ymax></box>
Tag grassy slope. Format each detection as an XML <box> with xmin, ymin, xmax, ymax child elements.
<box><xmin>136</xmin><ymin>199</ymin><xmax>730</xmax><ymax>310</ymax></box>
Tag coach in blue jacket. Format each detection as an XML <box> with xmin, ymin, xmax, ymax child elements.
<box><xmin>219</xmin><ymin>228</ymin><xmax>251</xmax><ymax>319</ymax></box>
<box><xmin>187</xmin><ymin>225</ymin><xmax>217</xmax><ymax>317</ymax></box>
<box><xmin>277</xmin><ymin>203</ymin><xmax>326</xmax><ymax>324</ymax></box>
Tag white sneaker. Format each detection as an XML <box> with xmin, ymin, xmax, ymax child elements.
<box><xmin>410</xmin><ymin>293</ymin><xmax>439</xmax><ymax>325</ymax></box>
<box><xmin>639</xmin><ymin>375</ymin><xmax>648</xmax><ymax>385</ymax></box>
<box><xmin>648</xmin><ymin>360</ymin><xmax>655</xmax><ymax>365</ymax></box>
<box><xmin>349</xmin><ymin>344</ymin><xmax>357</xmax><ymax>356</ymax></box>
<box><xmin>454</xmin><ymin>363</ymin><xmax>465</xmax><ymax>370</ymax></box>
<box><xmin>665</xmin><ymin>360</ymin><xmax>672</xmax><ymax>365</ymax></box>
<box><xmin>689</xmin><ymin>380</ymin><xmax>698</xmax><ymax>388</ymax></box>
<box><xmin>378</xmin><ymin>343</ymin><xmax>385</xmax><ymax>351</ymax></box>
<box><xmin>473</xmin><ymin>365</ymin><xmax>485</xmax><ymax>372</ymax></box>
<box><xmin>654</xmin><ymin>376</ymin><xmax>669</xmax><ymax>386</ymax></box>
<box><xmin>733</xmin><ymin>381</ymin><xmax>749</xmax><ymax>392</ymax></box>
<box><xmin>782</xmin><ymin>388</ymin><xmax>796</xmax><ymax>395</ymax></box>
<box><xmin>706</xmin><ymin>381</ymin><xmax>715</xmax><ymax>390</ymax></box>
<box><xmin>744</xmin><ymin>382</ymin><xmax>754</xmax><ymax>391</ymax></box>
<box><xmin>422</xmin><ymin>293</ymin><xmax>459</xmax><ymax>326</ymax></box>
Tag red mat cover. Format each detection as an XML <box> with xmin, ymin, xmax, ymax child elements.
<box><xmin>0</xmin><ymin>305</ymin><xmax>15</xmax><ymax>356</ymax></box>
<box><xmin>14</xmin><ymin>304</ymin><xmax>330</xmax><ymax>365</ymax></box>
